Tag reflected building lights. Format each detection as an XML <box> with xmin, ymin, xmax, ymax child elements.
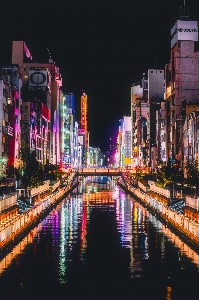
<box><xmin>58</xmin><ymin>196</ymin><xmax>87</xmax><ymax>282</ymax></box>
<box><xmin>80</xmin><ymin>199</ymin><xmax>88</xmax><ymax>260</ymax></box>
<box><xmin>116</xmin><ymin>195</ymin><xmax>151</xmax><ymax>278</ymax></box>
<box><xmin>3</xmin><ymin>181</ymin><xmax>199</xmax><ymax>286</ymax></box>
<box><xmin>59</xmin><ymin>206</ymin><xmax>67</xmax><ymax>283</ymax></box>
<box><xmin>0</xmin><ymin>223</ymin><xmax>43</xmax><ymax>275</ymax></box>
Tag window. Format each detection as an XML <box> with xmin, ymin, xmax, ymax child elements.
<box><xmin>172</xmin><ymin>95</ymin><xmax>175</xmax><ymax>106</ymax></box>
<box><xmin>3</xmin><ymin>88</ymin><xmax>7</xmax><ymax>98</ymax></box>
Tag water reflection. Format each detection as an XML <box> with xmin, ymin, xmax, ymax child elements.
<box><xmin>1</xmin><ymin>176</ymin><xmax>199</xmax><ymax>299</ymax></box>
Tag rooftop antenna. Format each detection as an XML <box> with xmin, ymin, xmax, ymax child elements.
<box><xmin>180</xmin><ymin>0</ymin><xmax>189</xmax><ymax>20</ymax></box>
<box><xmin>47</xmin><ymin>48</ymin><xmax>53</xmax><ymax>63</ymax></box>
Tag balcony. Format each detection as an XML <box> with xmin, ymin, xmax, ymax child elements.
<box><xmin>1</xmin><ymin>75</ymin><xmax>10</xmax><ymax>83</ymax></box>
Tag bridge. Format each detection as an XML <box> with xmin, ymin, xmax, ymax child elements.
<box><xmin>76</xmin><ymin>168</ymin><xmax>121</xmax><ymax>177</ymax></box>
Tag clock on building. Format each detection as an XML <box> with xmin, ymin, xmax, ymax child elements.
<box><xmin>30</xmin><ymin>71</ymin><xmax>46</xmax><ymax>85</ymax></box>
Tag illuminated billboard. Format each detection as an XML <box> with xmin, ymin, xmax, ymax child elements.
<box><xmin>63</xmin><ymin>133</ymin><xmax>70</xmax><ymax>164</ymax></box>
<box><xmin>29</xmin><ymin>70</ymin><xmax>48</xmax><ymax>91</ymax></box>
<box><xmin>63</xmin><ymin>113</ymin><xmax>71</xmax><ymax>165</ymax></box>
<box><xmin>171</xmin><ymin>20</ymin><xmax>198</xmax><ymax>48</ymax></box>
<box><xmin>81</xmin><ymin>92</ymin><xmax>87</xmax><ymax>130</ymax></box>
<box><xmin>78</xmin><ymin>136</ymin><xmax>84</xmax><ymax>146</ymax></box>
<box><xmin>124</xmin><ymin>116</ymin><xmax>131</xmax><ymax>165</ymax></box>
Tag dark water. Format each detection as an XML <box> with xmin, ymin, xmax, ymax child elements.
<box><xmin>1</xmin><ymin>178</ymin><xmax>199</xmax><ymax>300</ymax></box>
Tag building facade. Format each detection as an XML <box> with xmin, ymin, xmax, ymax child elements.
<box><xmin>60</xmin><ymin>93</ymin><xmax>76</xmax><ymax>168</ymax></box>
<box><xmin>11</xmin><ymin>41</ymin><xmax>62</xmax><ymax>169</ymax></box>
<box><xmin>0</xmin><ymin>65</ymin><xmax>22</xmax><ymax>179</ymax></box>
<box><xmin>165</xmin><ymin>17</ymin><xmax>199</xmax><ymax>166</ymax></box>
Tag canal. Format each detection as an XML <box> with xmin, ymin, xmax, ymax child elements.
<box><xmin>1</xmin><ymin>176</ymin><xmax>199</xmax><ymax>300</ymax></box>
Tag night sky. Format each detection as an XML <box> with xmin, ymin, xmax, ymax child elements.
<box><xmin>1</xmin><ymin>0</ymin><xmax>199</xmax><ymax>152</ymax></box>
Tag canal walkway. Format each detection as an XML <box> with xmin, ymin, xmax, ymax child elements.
<box><xmin>0</xmin><ymin>172</ymin><xmax>77</xmax><ymax>256</ymax></box>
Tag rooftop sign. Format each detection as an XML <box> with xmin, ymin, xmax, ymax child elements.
<box><xmin>171</xmin><ymin>20</ymin><xmax>198</xmax><ymax>48</ymax></box>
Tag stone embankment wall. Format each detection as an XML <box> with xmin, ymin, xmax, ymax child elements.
<box><xmin>119</xmin><ymin>182</ymin><xmax>199</xmax><ymax>247</ymax></box>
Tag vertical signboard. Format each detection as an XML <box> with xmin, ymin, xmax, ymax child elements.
<box><xmin>124</xmin><ymin>116</ymin><xmax>132</xmax><ymax>166</ymax></box>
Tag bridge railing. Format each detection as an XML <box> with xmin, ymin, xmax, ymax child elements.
<box><xmin>77</xmin><ymin>168</ymin><xmax>121</xmax><ymax>174</ymax></box>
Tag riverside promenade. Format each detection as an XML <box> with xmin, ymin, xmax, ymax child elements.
<box><xmin>118</xmin><ymin>177</ymin><xmax>199</xmax><ymax>252</ymax></box>
<box><xmin>0</xmin><ymin>172</ymin><xmax>77</xmax><ymax>256</ymax></box>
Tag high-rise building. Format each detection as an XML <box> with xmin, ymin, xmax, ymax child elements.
<box><xmin>131</xmin><ymin>80</ymin><xmax>148</xmax><ymax>168</ymax></box>
<box><xmin>11</xmin><ymin>41</ymin><xmax>62</xmax><ymax>168</ymax></box>
<box><xmin>165</xmin><ymin>5</ymin><xmax>199</xmax><ymax>166</ymax></box>
<box><xmin>109</xmin><ymin>136</ymin><xmax>117</xmax><ymax>166</ymax></box>
<box><xmin>183</xmin><ymin>111</ymin><xmax>199</xmax><ymax>174</ymax></box>
<box><xmin>119</xmin><ymin>116</ymin><xmax>132</xmax><ymax>167</ymax></box>
<box><xmin>147</xmin><ymin>69</ymin><xmax>164</xmax><ymax>170</ymax></box>
<box><xmin>79</xmin><ymin>91</ymin><xmax>88</xmax><ymax>165</ymax></box>
<box><xmin>131</xmin><ymin>71</ymin><xmax>164</xmax><ymax>171</ymax></box>
<box><xmin>73</xmin><ymin>121</ymin><xmax>79</xmax><ymax>168</ymax></box>
<box><xmin>0</xmin><ymin>65</ymin><xmax>22</xmax><ymax>179</ymax></box>
<box><xmin>60</xmin><ymin>93</ymin><xmax>76</xmax><ymax>168</ymax></box>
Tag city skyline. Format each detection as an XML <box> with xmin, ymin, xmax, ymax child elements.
<box><xmin>1</xmin><ymin>0</ymin><xmax>199</xmax><ymax>151</ymax></box>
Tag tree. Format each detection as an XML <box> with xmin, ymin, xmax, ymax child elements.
<box><xmin>185</xmin><ymin>159</ymin><xmax>199</xmax><ymax>197</ymax></box>
<box><xmin>44</xmin><ymin>163</ymin><xmax>64</xmax><ymax>181</ymax></box>
<box><xmin>156</xmin><ymin>160</ymin><xmax>183</xmax><ymax>188</ymax></box>
<box><xmin>14</xmin><ymin>167</ymin><xmax>21</xmax><ymax>180</ymax></box>
<box><xmin>21</xmin><ymin>150</ymin><xmax>44</xmax><ymax>190</ymax></box>
<box><xmin>135</xmin><ymin>167</ymin><xmax>144</xmax><ymax>182</ymax></box>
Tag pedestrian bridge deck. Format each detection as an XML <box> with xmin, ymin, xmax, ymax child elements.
<box><xmin>76</xmin><ymin>168</ymin><xmax>121</xmax><ymax>176</ymax></box>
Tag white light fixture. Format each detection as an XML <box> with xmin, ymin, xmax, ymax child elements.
<box><xmin>7</xmin><ymin>97</ymin><xmax>12</xmax><ymax>105</ymax></box>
